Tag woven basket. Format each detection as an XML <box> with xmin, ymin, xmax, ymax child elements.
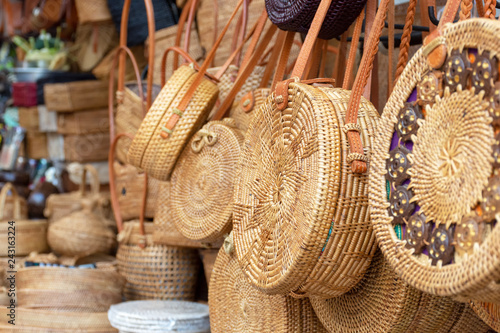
<box><xmin>73</xmin><ymin>22</ymin><xmax>117</xmax><ymax>72</ymax></box>
<box><xmin>44</xmin><ymin>80</ymin><xmax>110</xmax><ymax>112</ymax></box>
<box><xmin>1</xmin><ymin>183</ymin><xmax>28</xmax><ymax>220</ymax></box>
<box><xmin>209</xmin><ymin>245</ymin><xmax>327</xmax><ymax>332</ymax></box>
<box><xmin>197</xmin><ymin>0</ymin><xmax>266</xmax><ymax>67</ymax></box>
<box><xmin>44</xmin><ymin>164</ymin><xmax>109</xmax><ymax>223</ymax></box>
<box><xmin>17</xmin><ymin>267</ymin><xmax>124</xmax><ymax>312</ymax></box>
<box><xmin>471</xmin><ymin>302</ymin><xmax>500</xmax><ymax>331</ymax></box>
<box><xmin>108</xmin><ymin>300</ymin><xmax>210</xmax><ymax>333</ymax></box>
<box><xmin>152</xmin><ymin>182</ymin><xmax>202</xmax><ymax>248</ymax></box>
<box><xmin>0</xmin><ymin>307</ymin><xmax>116</xmax><ymax>331</ymax></box>
<box><xmin>229</xmin><ymin>87</ymin><xmax>271</xmax><ymax>133</ymax></box>
<box><xmin>233</xmin><ymin>86</ymin><xmax>379</xmax><ymax>298</ymax></box>
<box><xmin>309</xmin><ymin>250</ymin><xmax>490</xmax><ymax>333</ymax></box>
<box><xmin>127</xmin><ymin>64</ymin><xmax>218</xmax><ymax>181</ymax></box>
<box><xmin>116</xmin><ymin>221</ymin><xmax>200</xmax><ymax>301</ymax></box>
<box><xmin>170</xmin><ymin>119</ymin><xmax>244</xmax><ymax>242</ymax></box>
<box><xmin>369</xmin><ymin>18</ymin><xmax>500</xmax><ymax>304</ymax></box>
<box><xmin>265</xmin><ymin>0</ymin><xmax>366</xmax><ymax>39</ymax></box>
<box><xmin>75</xmin><ymin>0</ymin><xmax>112</xmax><ymax>23</ymax></box>
<box><xmin>47</xmin><ymin>198</ymin><xmax>116</xmax><ymax>257</ymax></box>
<box><xmin>0</xmin><ymin>184</ymin><xmax>48</xmax><ymax>257</ymax></box>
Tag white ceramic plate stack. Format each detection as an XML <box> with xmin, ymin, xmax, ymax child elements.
<box><xmin>108</xmin><ymin>300</ymin><xmax>210</xmax><ymax>333</ymax></box>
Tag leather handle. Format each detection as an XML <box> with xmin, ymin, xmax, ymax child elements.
<box><xmin>260</xmin><ymin>29</ymin><xmax>287</xmax><ymax>89</ymax></box>
<box><xmin>161</xmin><ymin>46</ymin><xmax>203</xmax><ymax>86</ymax></box>
<box><xmin>118</xmin><ymin>0</ymin><xmax>155</xmax><ymax>108</ymax></box>
<box><xmin>345</xmin><ymin>0</ymin><xmax>391</xmax><ymax>174</ymax></box>
<box><xmin>290</xmin><ymin>0</ymin><xmax>333</xmax><ymax>80</ymax></box>
<box><xmin>0</xmin><ymin>183</ymin><xmax>20</xmax><ymax>220</ymax></box>
<box><xmin>230</xmin><ymin>0</ymin><xmax>250</xmax><ymax>66</ymax></box>
<box><xmin>394</xmin><ymin>0</ymin><xmax>418</xmax><ymax>84</ymax></box>
<box><xmin>271</xmin><ymin>31</ymin><xmax>296</xmax><ymax>90</ymax></box>
<box><xmin>108</xmin><ymin>45</ymin><xmax>146</xmax><ymax>142</ymax></box>
<box><xmin>342</xmin><ymin>8</ymin><xmax>365</xmax><ymax>90</ymax></box>
<box><xmin>173</xmin><ymin>0</ymin><xmax>198</xmax><ymax>70</ymax></box>
<box><xmin>108</xmin><ymin>133</ymin><xmax>146</xmax><ymax>240</ymax></box>
<box><xmin>159</xmin><ymin>0</ymin><xmax>246</xmax><ymax>140</ymax></box>
<box><xmin>213</xmin><ymin>23</ymin><xmax>278</xmax><ymax>120</ymax></box>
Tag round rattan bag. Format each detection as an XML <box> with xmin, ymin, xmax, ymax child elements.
<box><xmin>370</xmin><ymin>18</ymin><xmax>500</xmax><ymax>303</ymax></box>
<box><xmin>229</xmin><ymin>88</ymin><xmax>271</xmax><ymax>133</ymax></box>
<box><xmin>233</xmin><ymin>85</ymin><xmax>379</xmax><ymax>298</ymax></box>
<box><xmin>310</xmin><ymin>251</ymin><xmax>490</xmax><ymax>333</ymax></box>
<box><xmin>208</xmin><ymin>239</ymin><xmax>327</xmax><ymax>333</ymax></box>
<box><xmin>170</xmin><ymin>119</ymin><xmax>244</xmax><ymax>242</ymax></box>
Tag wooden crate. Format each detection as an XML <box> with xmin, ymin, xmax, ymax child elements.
<box><xmin>63</xmin><ymin>132</ymin><xmax>110</xmax><ymax>162</ymax></box>
<box><xmin>26</xmin><ymin>132</ymin><xmax>49</xmax><ymax>160</ymax></box>
<box><xmin>44</xmin><ymin>80</ymin><xmax>109</xmax><ymax>112</ymax></box>
<box><xmin>57</xmin><ymin>108</ymin><xmax>109</xmax><ymax>134</ymax></box>
<box><xmin>18</xmin><ymin>107</ymin><xmax>39</xmax><ymax>131</ymax></box>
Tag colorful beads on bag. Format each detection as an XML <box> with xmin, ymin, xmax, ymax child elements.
<box><xmin>443</xmin><ymin>50</ymin><xmax>471</xmax><ymax>92</ymax></box>
<box><xmin>428</xmin><ymin>225</ymin><xmax>455</xmax><ymax>265</ymax></box>
<box><xmin>481</xmin><ymin>176</ymin><xmax>500</xmax><ymax>222</ymax></box>
<box><xmin>472</xmin><ymin>51</ymin><xmax>498</xmax><ymax>97</ymax></box>
<box><xmin>405</xmin><ymin>213</ymin><xmax>431</xmax><ymax>254</ymax></box>
<box><xmin>454</xmin><ymin>213</ymin><xmax>484</xmax><ymax>256</ymax></box>
<box><xmin>417</xmin><ymin>70</ymin><xmax>443</xmax><ymax>106</ymax></box>
<box><xmin>386</xmin><ymin>146</ymin><xmax>412</xmax><ymax>185</ymax></box>
<box><xmin>395</xmin><ymin>103</ymin><xmax>423</xmax><ymax>141</ymax></box>
<box><xmin>388</xmin><ymin>185</ymin><xmax>415</xmax><ymax>225</ymax></box>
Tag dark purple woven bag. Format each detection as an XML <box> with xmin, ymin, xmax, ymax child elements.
<box><xmin>265</xmin><ymin>0</ymin><xmax>367</xmax><ymax>39</ymax></box>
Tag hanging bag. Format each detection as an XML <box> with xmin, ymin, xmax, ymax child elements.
<box><xmin>369</xmin><ymin>0</ymin><xmax>500</xmax><ymax>304</ymax></box>
<box><xmin>109</xmin><ymin>134</ymin><xmax>199</xmax><ymax>301</ymax></box>
<box><xmin>127</xmin><ymin>0</ymin><xmax>253</xmax><ymax>181</ymax></box>
<box><xmin>232</xmin><ymin>0</ymin><xmax>386</xmax><ymax>298</ymax></box>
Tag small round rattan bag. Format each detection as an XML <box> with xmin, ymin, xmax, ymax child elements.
<box><xmin>170</xmin><ymin>119</ymin><xmax>244</xmax><ymax>242</ymax></box>
<box><xmin>232</xmin><ymin>0</ymin><xmax>385</xmax><ymax>298</ymax></box>
<box><xmin>370</xmin><ymin>13</ymin><xmax>500</xmax><ymax>303</ymax></box>
<box><xmin>310</xmin><ymin>251</ymin><xmax>490</xmax><ymax>333</ymax></box>
<box><xmin>208</xmin><ymin>236</ymin><xmax>327</xmax><ymax>333</ymax></box>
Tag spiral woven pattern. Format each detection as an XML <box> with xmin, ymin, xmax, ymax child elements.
<box><xmin>369</xmin><ymin>18</ymin><xmax>500</xmax><ymax>302</ymax></box>
<box><xmin>208</xmin><ymin>248</ymin><xmax>327</xmax><ymax>333</ymax></box>
<box><xmin>310</xmin><ymin>251</ymin><xmax>489</xmax><ymax>333</ymax></box>
<box><xmin>471</xmin><ymin>301</ymin><xmax>500</xmax><ymax>331</ymax></box>
<box><xmin>127</xmin><ymin>65</ymin><xmax>218</xmax><ymax>181</ymax></box>
<box><xmin>171</xmin><ymin>119</ymin><xmax>244</xmax><ymax>242</ymax></box>
<box><xmin>117</xmin><ymin>221</ymin><xmax>199</xmax><ymax>301</ymax></box>
<box><xmin>265</xmin><ymin>0</ymin><xmax>367</xmax><ymax>39</ymax></box>
<box><xmin>410</xmin><ymin>87</ymin><xmax>493</xmax><ymax>227</ymax></box>
<box><xmin>233</xmin><ymin>84</ymin><xmax>378</xmax><ymax>298</ymax></box>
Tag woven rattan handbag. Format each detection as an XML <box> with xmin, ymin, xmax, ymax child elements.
<box><xmin>209</xmin><ymin>236</ymin><xmax>327</xmax><ymax>333</ymax></box>
<box><xmin>0</xmin><ymin>182</ymin><xmax>28</xmax><ymax>219</ymax></box>
<box><xmin>369</xmin><ymin>0</ymin><xmax>500</xmax><ymax>303</ymax></box>
<box><xmin>170</xmin><ymin>118</ymin><xmax>244</xmax><ymax>243</ymax></box>
<box><xmin>17</xmin><ymin>267</ymin><xmax>125</xmax><ymax>312</ymax></box>
<box><xmin>0</xmin><ymin>184</ymin><xmax>48</xmax><ymax>257</ymax></box>
<box><xmin>44</xmin><ymin>164</ymin><xmax>110</xmax><ymax>223</ymax></box>
<box><xmin>232</xmin><ymin>0</ymin><xmax>386</xmax><ymax>298</ymax></box>
<box><xmin>127</xmin><ymin>0</ymin><xmax>249</xmax><ymax>181</ymax></box>
<box><xmin>110</xmin><ymin>151</ymin><xmax>200</xmax><ymax>301</ymax></box>
<box><xmin>265</xmin><ymin>0</ymin><xmax>366</xmax><ymax>39</ymax></box>
<box><xmin>47</xmin><ymin>198</ymin><xmax>116</xmax><ymax>257</ymax></box>
<box><xmin>309</xmin><ymin>250</ymin><xmax>490</xmax><ymax>333</ymax></box>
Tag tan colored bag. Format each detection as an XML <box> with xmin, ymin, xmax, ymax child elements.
<box><xmin>0</xmin><ymin>184</ymin><xmax>48</xmax><ymax>257</ymax></box>
<box><xmin>232</xmin><ymin>0</ymin><xmax>385</xmax><ymax>298</ymax></box>
<box><xmin>47</xmin><ymin>198</ymin><xmax>116</xmax><ymax>257</ymax></box>
<box><xmin>44</xmin><ymin>164</ymin><xmax>110</xmax><ymax>223</ymax></box>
